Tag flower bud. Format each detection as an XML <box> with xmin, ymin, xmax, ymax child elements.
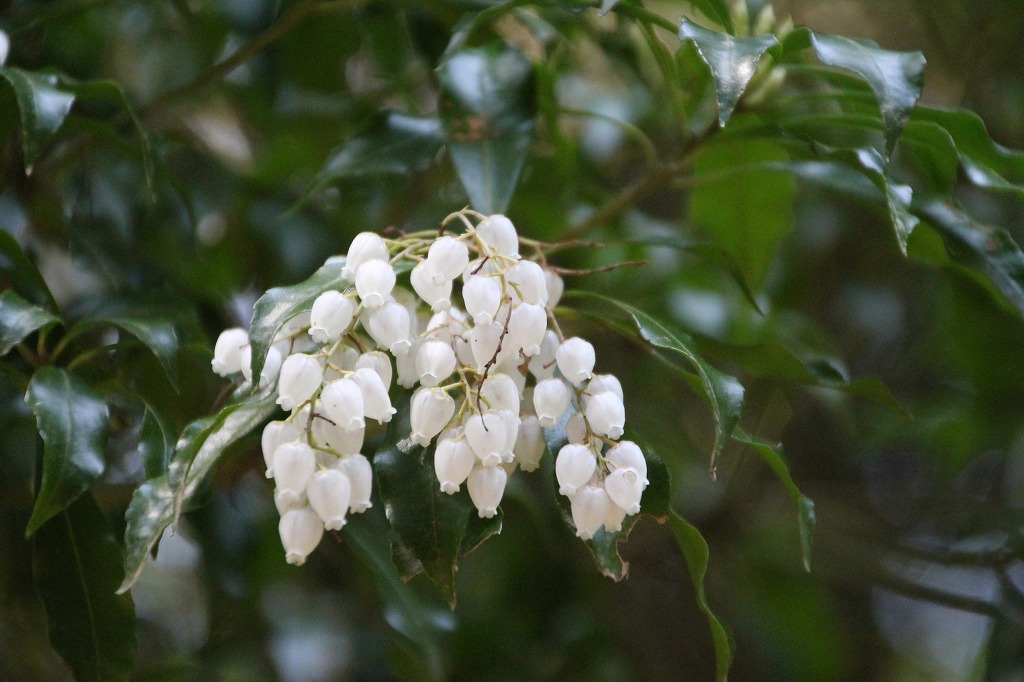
<box><xmin>392</xmin><ymin>286</ymin><xmax>422</xmax><ymax>336</ymax></box>
<box><xmin>534</xmin><ymin>378</ymin><xmax>571</xmax><ymax>428</ymax></box>
<box><xmin>425</xmin><ymin>309</ymin><xmax>463</xmax><ymax>345</ymax></box>
<box><xmin>604</xmin><ymin>501</ymin><xmax>628</xmax><ymax>533</ymax></box>
<box><xmin>604</xmin><ymin>466</ymin><xmax>643</xmax><ymax>515</ymax></box>
<box><xmin>319</xmin><ymin>378</ymin><xmax>365</xmax><ymax>431</ymax></box>
<box><xmin>587</xmin><ymin>374</ymin><xmax>623</xmax><ymax>402</ymax></box>
<box><xmin>463</xmin><ymin>275</ymin><xmax>502</xmax><ymax>326</ymax></box>
<box><xmin>480</xmin><ymin>373</ymin><xmax>520</xmax><ymax>413</ymax></box>
<box><xmin>365</xmin><ymin>301</ymin><xmax>412</xmax><ymax>355</ymax></box>
<box><xmin>509</xmin><ymin>260</ymin><xmax>547</xmax><ymax>305</ymax></box>
<box><xmin>528</xmin><ymin>331</ymin><xmax>559</xmax><ymax>380</ymax></box>
<box><xmin>570</xmin><ymin>485</ymin><xmax>612</xmax><ymax>540</ymax></box>
<box><xmin>306</xmin><ymin>469</ymin><xmax>352</xmax><ymax>531</ymax></box>
<box><xmin>544</xmin><ymin>270</ymin><xmax>564</xmax><ymax>308</ymax></box>
<box><xmin>410</xmin><ymin>387</ymin><xmax>455</xmax><ymax>446</ymax></box>
<box><xmin>343</xmin><ymin>232</ymin><xmax>389</xmax><ymax>281</ymax></box>
<box><xmin>273</xmin><ymin>442</ymin><xmax>317</xmax><ymax>504</ymax></box>
<box><xmin>335</xmin><ymin>454</ymin><xmax>373</xmax><ymax>512</ymax></box>
<box><xmin>469</xmin><ymin>322</ymin><xmax>504</xmax><ymax>370</ymax></box>
<box><xmin>355</xmin><ymin>259</ymin><xmax>396</xmax><ymax>309</ymax></box>
<box><xmin>274</xmin><ymin>488</ymin><xmax>307</xmax><ymax>515</ymax></box>
<box><xmin>434</xmin><ymin>435</ymin><xmax>475</xmax><ymax>494</ymax></box>
<box><xmin>476</xmin><ymin>214</ymin><xmax>519</xmax><ymax>258</ymax></box>
<box><xmin>211</xmin><ymin>327</ymin><xmax>249</xmax><ymax>375</ymax></box>
<box><xmin>279</xmin><ymin>507</ymin><xmax>324</xmax><ymax>565</ymax></box>
<box><xmin>606</xmin><ymin>441</ymin><xmax>649</xmax><ymax>488</ymax></box>
<box><xmin>241</xmin><ymin>345</ymin><xmax>282</xmax><ymax>389</ymax></box>
<box><xmin>556</xmin><ymin>444</ymin><xmax>596</xmax><ymax>496</ymax></box>
<box><xmin>467</xmin><ymin>465</ymin><xmax>507</xmax><ymax>518</ymax></box>
<box><xmin>465</xmin><ymin>412</ymin><xmax>508</xmax><ymax>467</ymax></box>
<box><xmin>349</xmin><ymin>367</ymin><xmax>396</xmax><ymax>424</ymax></box>
<box><xmin>312</xmin><ymin>416</ymin><xmax>364</xmax><ymax>455</ymax></box>
<box><xmin>416</xmin><ymin>340</ymin><xmax>457</xmax><ymax>388</ymax></box>
<box><xmin>396</xmin><ymin>339</ymin><xmax>421</xmax><ymax>388</ymax></box>
<box><xmin>262</xmin><ymin>420</ymin><xmax>302</xmax><ymax>478</ymax></box>
<box><xmin>0</xmin><ymin>31</ymin><xmax>8</xmax><ymax>67</ymax></box>
<box><xmin>354</xmin><ymin>351</ymin><xmax>392</xmax><ymax>389</ymax></box>
<box><xmin>309</xmin><ymin>290</ymin><xmax>354</xmax><ymax>343</ymax></box>
<box><xmin>276</xmin><ymin>353</ymin><xmax>323</xmax><ymax>411</ymax></box>
<box><xmin>497</xmin><ymin>409</ymin><xmax>519</xmax><ymax>463</ymax></box>
<box><xmin>555</xmin><ymin>337</ymin><xmax>595</xmax><ymax>386</ymax></box>
<box><xmin>426</xmin><ymin>236</ymin><xmax>470</xmax><ymax>284</ymax></box>
<box><xmin>508</xmin><ymin>303</ymin><xmax>547</xmax><ymax>356</ymax></box>
<box><xmin>513</xmin><ymin>415</ymin><xmax>545</xmax><ymax>472</ymax></box>
<box><xmin>566</xmin><ymin>413</ymin><xmax>587</xmax><ymax>444</ymax></box>
<box><xmin>411</xmin><ymin>262</ymin><xmax>452</xmax><ymax>312</ymax></box>
<box><xmin>584</xmin><ymin>391</ymin><xmax>625</xmax><ymax>439</ymax></box>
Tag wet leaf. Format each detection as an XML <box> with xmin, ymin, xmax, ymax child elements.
<box><xmin>0</xmin><ymin>289</ymin><xmax>59</xmax><ymax>357</ymax></box>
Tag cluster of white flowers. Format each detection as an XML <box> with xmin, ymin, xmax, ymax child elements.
<box><xmin>210</xmin><ymin>211</ymin><xmax>648</xmax><ymax>565</ymax></box>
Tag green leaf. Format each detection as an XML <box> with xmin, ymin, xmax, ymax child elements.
<box><xmin>731</xmin><ymin>428</ymin><xmax>816</xmax><ymax>570</ymax></box>
<box><xmin>25</xmin><ymin>366</ymin><xmax>109</xmax><ymax>536</ymax></box>
<box><xmin>685</xmin><ymin>0</ymin><xmax>734</xmax><ymax>33</ymax></box>
<box><xmin>119</xmin><ymin>390</ymin><xmax>278</xmax><ymax>593</ymax></box>
<box><xmin>138</xmin><ymin>403</ymin><xmax>175</xmax><ymax>480</ymax></box>
<box><xmin>678</xmin><ymin>20</ymin><xmax>779</xmax><ymax>127</ymax></box>
<box><xmin>0</xmin><ymin>231</ymin><xmax>58</xmax><ymax>312</ymax></box>
<box><xmin>667</xmin><ymin>511</ymin><xmax>733</xmax><ymax>682</ymax></box>
<box><xmin>248</xmin><ymin>258</ymin><xmax>346</xmax><ymax>386</ymax></box>
<box><xmin>0</xmin><ymin>289</ymin><xmax>59</xmax><ymax>357</ymax></box>
<box><xmin>806</xmin><ymin>31</ymin><xmax>925</xmax><ymax>158</ymax></box>
<box><xmin>373</xmin><ymin>393</ymin><xmax>494</xmax><ymax>608</ymax></box>
<box><xmin>0</xmin><ymin>67</ymin><xmax>76</xmax><ymax>172</ymax></box>
<box><xmin>437</xmin><ymin>43</ymin><xmax>536</xmax><ymax>215</ymax></box>
<box><xmin>32</xmin><ymin>494</ymin><xmax>136</xmax><ymax>682</ymax></box>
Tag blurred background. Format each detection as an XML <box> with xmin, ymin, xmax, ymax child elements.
<box><xmin>2</xmin><ymin>0</ymin><xmax>1024</xmax><ymax>680</ymax></box>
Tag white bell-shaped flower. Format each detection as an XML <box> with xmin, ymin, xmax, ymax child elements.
<box><xmin>411</xmin><ymin>262</ymin><xmax>452</xmax><ymax>312</ymax></box>
<box><xmin>462</xmin><ymin>275</ymin><xmax>502</xmax><ymax>326</ymax></box>
<box><xmin>355</xmin><ymin>259</ymin><xmax>396</xmax><ymax>309</ymax></box>
<box><xmin>392</xmin><ymin>286</ymin><xmax>422</xmax><ymax>336</ymax></box>
<box><xmin>556</xmin><ymin>337</ymin><xmax>595</xmax><ymax>386</ymax></box>
<box><xmin>415</xmin><ymin>340</ymin><xmax>457</xmax><ymax>388</ymax></box>
<box><xmin>410</xmin><ymin>387</ymin><xmax>455</xmax><ymax>446</ymax></box>
<box><xmin>467</xmin><ymin>465</ymin><xmax>507</xmax><ymax>518</ymax></box>
<box><xmin>350</xmin><ymin>367</ymin><xmax>396</xmax><ymax>424</ymax></box>
<box><xmin>604</xmin><ymin>501</ymin><xmax>628</xmax><ymax>533</ymax></box>
<box><xmin>319</xmin><ymin>378</ymin><xmax>366</xmax><ymax>431</ymax></box>
<box><xmin>570</xmin><ymin>485</ymin><xmax>612</xmax><ymax>540</ymax></box>
<box><xmin>306</xmin><ymin>468</ymin><xmax>352</xmax><ymax>531</ymax></box>
<box><xmin>312</xmin><ymin>415</ymin><xmax>364</xmax><ymax>455</ymax></box>
<box><xmin>274</xmin><ymin>488</ymin><xmax>307</xmax><ymax>515</ymax></box>
<box><xmin>354</xmin><ymin>351</ymin><xmax>392</xmax><ymax>389</ymax></box>
<box><xmin>211</xmin><ymin>328</ymin><xmax>249</xmax><ymax>376</ymax></box>
<box><xmin>273</xmin><ymin>442</ymin><xmax>317</xmax><ymax>504</ymax></box>
<box><xmin>513</xmin><ymin>415</ymin><xmax>545</xmax><ymax>472</ymax></box>
<box><xmin>606</xmin><ymin>441</ymin><xmax>649</xmax><ymax>488</ymax></box>
<box><xmin>496</xmin><ymin>409</ymin><xmax>519</xmax><ymax>463</ymax></box>
<box><xmin>479</xmin><ymin>373</ymin><xmax>520</xmax><ymax>412</ymax></box>
<box><xmin>0</xmin><ymin>30</ymin><xmax>8</xmax><ymax>67</ymax></box>
<box><xmin>425</xmin><ymin>309</ymin><xmax>461</xmax><ymax>345</ymax></box>
<box><xmin>566</xmin><ymin>413</ymin><xmax>587</xmax><ymax>444</ymax></box>
<box><xmin>395</xmin><ymin>339</ymin><xmax>421</xmax><ymax>388</ymax></box>
<box><xmin>555</xmin><ymin>443</ymin><xmax>596</xmax><ymax>496</ymax></box>
<box><xmin>343</xmin><ymin>232</ymin><xmax>389</xmax><ymax>281</ymax></box>
<box><xmin>309</xmin><ymin>290</ymin><xmax>354</xmax><ymax>343</ymax></box>
<box><xmin>509</xmin><ymin>260</ymin><xmax>547</xmax><ymax>305</ymax></box>
<box><xmin>534</xmin><ymin>378</ymin><xmax>571</xmax><ymax>428</ymax></box>
<box><xmin>279</xmin><ymin>507</ymin><xmax>324</xmax><ymax>565</ymax></box>
<box><xmin>241</xmin><ymin>345</ymin><xmax>283</xmax><ymax>390</ymax></box>
<box><xmin>365</xmin><ymin>301</ymin><xmax>412</xmax><ymax>356</ymax></box>
<box><xmin>508</xmin><ymin>303</ymin><xmax>547</xmax><ymax>357</ymax></box>
<box><xmin>262</xmin><ymin>420</ymin><xmax>302</xmax><ymax>478</ymax></box>
<box><xmin>476</xmin><ymin>214</ymin><xmax>519</xmax><ymax>258</ymax></box>
<box><xmin>434</xmin><ymin>435</ymin><xmax>476</xmax><ymax>494</ymax></box>
<box><xmin>426</xmin><ymin>236</ymin><xmax>469</xmax><ymax>284</ymax></box>
<box><xmin>468</xmin><ymin>321</ymin><xmax>504</xmax><ymax>370</ymax></box>
<box><xmin>335</xmin><ymin>454</ymin><xmax>373</xmax><ymax>512</ymax></box>
<box><xmin>464</xmin><ymin>412</ymin><xmax>508</xmax><ymax>466</ymax></box>
<box><xmin>585</xmin><ymin>391</ymin><xmax>625</xmax><ymax>439</ymax></box>
<box><xmin>587</xmin><ymin>373</ymin><xmax>623</xmax><ymax>402</ymax></box>
<box><xmin>544</xmin><ymin>269</ymin><xmax>564</xmax><ymax>308</ymax></box>
<box><xmin>528</xmin><ymin>331</ymin><xmax>559</xmax><ymax>380</ymax></box>
<box><xmin>276</xmin><ymin>353</ymin><xmax>323</xmax><ymax>411</ymax></box>
<box><xmin>604</xmin><ymin>466</ymin><xmax>644</xmax><ymax>515</ymax></box>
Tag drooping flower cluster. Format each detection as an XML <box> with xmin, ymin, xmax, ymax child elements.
<box><xmin>210</xmin><ymin>211</ymin><xmax>649</xmax><ymax>565</ymax></box>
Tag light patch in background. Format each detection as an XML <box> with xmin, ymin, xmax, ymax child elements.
<box><xmin>669</xmin><ymin>288</ymin><xmax>730</xmax><ymax>338</ymax></box>
<box><xmin>262</xmin><ymin>583</ymin><xmax>353</xmax><ymax>682</ymax></box>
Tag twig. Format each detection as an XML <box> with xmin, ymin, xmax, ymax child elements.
<box><xmin>475</xmin><ymin>299</ymin><xmax>514</xmax><ymax>420</ymax></box>
<box><xmin>547</xmin><ymin>259</ymin><xmax>648</xmax><ymax>276</ymax></box>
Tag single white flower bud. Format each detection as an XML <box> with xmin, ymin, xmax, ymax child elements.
<box><xmin>570</xmin><ymin>485</ymin><xmax>612</xmax><ymax>540</ymax></box>
<box><xmin>587</xmin><ymin>374</ymin><xmax>623</xmax><ymax>402</ymax></box>
<box><xmin>306</xmin><ymin>469</ymin><xmax>352</xmax><ymax>531</ymax></box>
<box><xmin>396</xmin><ymin>338</ymin><xmax>421</xmax><ymax>388</ymax></box>
<box><xmin>262</xmin><ymin>420</ymin><xmax>302</xmax><ymax>478</ymax></box>
<box><xmin>467</xmin><ymin>465</ymin><xmax>507</xmax><ymax>518</ymax></box>
<box><xmin>463</xmin><ymin>275</ymin><xmax>502</xmax><ymax>326</ymax></box>
<box><xmin>607</xmin><ymin>441</ymin><xmax>649</xmax><ymax>488</ymax></box>
<box><xmin>354</xmin><ymin>351</ymin><xmax>392</xmax><ymax>389</ymax></box>
<box><xmin>528</xmin><ymin>331</ymin><xmax>559</xmax><ymax>380</ymax></box>
<box><xmin>410</xmin><ymin>387</ymin><xmax>455</xmax><ymax>446</ymax></box>
<box><xmin>464</xmin><ymin>412</ymin><xmax>508</xmax><ymax>467</ymax></box>
<box><xmin>534</xmin><ymin>378</ymin><xmax>571</xmax><ymax>428</ymax></box>
<box><xmin>276</xmin><ymin>353</ymin><xmax>323</xmax><ymax>411</ymax></box>
<box><xmin>274</xmin><ymin>488</ymin><xmax>307</xmax><ymax>515</ymax></box>
<box><xmin>309</xmin><ymin>290</ymin><xmax>354</xmax><ymax>343</ymax></box>
<box><xmin>497</xmin><ymin>409</ymin><xmax>519</xmax><ymax>463</ymax></box>
<box><xmin>434</xmin><ymin>435</ymin><xmax>475</xmax><ymax>494</ymax></box>
<box><xmin>343</xmin><ymin>232</ymin><xmax>389</xmax><ymax>281</ymax></box>
<box><xmin>425</xmin><ymin>309</ymin><xmax>462</xmax><ymax>345</ymax></box>
<box><xmin>508</xmin><ymin>303</ymin><xmax>547</xmax><ymax>357</ymax></box>
<box><xmin>319</xmin><ymin>378</ymin><xmax>366</xmax><ymax>431</ymax></box>
<box><xmin>604</xmin><ymin>466</ymin><xmax>644</xmax><ymax>515</ymax></box>
<box><xmin>480</xmin><ymin>373</ymin><xmax>520</xmax><ymax>413</ymax></box>
<box><xmin>355</xmin><ymin>259</ymin><xmax>396</xmax><ymax>309</ymax></box>
<box><xmin>509</xmin><ymin>260</ymin><xmax>547</xmax><ymax>305</ymax></box>
<box><xmin>416</xmin><ymin>340</ymin><xmax>457</xmax><ymax>388</ymax></box>
<box><xmin>211</xmin><ymin>327</ymin><xmax>249</xmax><ymax>376</ymax></box>
<box><xmin>279</xmin><ymin>507</ymin><xmax>324</xmax><ymax>565</ymax></box>
<box><xmin>0</xmin><ymin>30</ymin><xmax>9</xmax><ymax>67</ymax></box>
<box><xmin>411</xmin><ymin>261</ymin><xmax>452</xmax><ymax>312</ymax></box>
<box><xmin>392</xmin><ymin>287</ymin><xmax>422</xmax><ymax>336</ymax></box>
<box><xmin>513</xmin><ymin>415</ymin><xmax>545</xmax><ymax>471</ymax></box>
<box><xmin>349</xmin><ymin>367</ymin><xmax>396</xmax><ymax>424</ymax></box>
<box><xmin>556</xmin><ymin>443</ymin><xmax>596</xmax><ymax>496</ymax></box>
<box><xmin>544</xmin><ymin>269</ymin><xmax>564</xmax><ymax>308</ymax></box>
<box><xmin>335</xmin><ymin>454</ymin><xmax>373</xmax><ymax>512</ymax></box>
<box><xmin>604</xmin><ymin>501</ymin><xmax>628</xmax><ymax>533</ymax></box>
<box><xmin>585</xmin><ymin>391</ymin><xmax>625</xmax><ymax>439</ymax></box>
<box><xmin>427</xmin><ymin>236</ymin><xmax>470</xmax><ymax>284</ymax></box>
<box><xmin>556</xmin><ymin>337</ymin><xmax>595</xmax><ymax>386</ymax></box>
<box><xmin>468</xmin><ymin>322</ymin><xmax>500</xmax><ymax>370</ymax></box>
<box><xmin>312</xmin><ymin>415</ymin><xmax>364</xmax><ymax>455</ymax></box>
<box><xmin>476</xmin><ymin>214</ymin><xmax>519</xmax><ymax>258</ymax></box>
<box><xmin>241</xmin><ymin>345</ymin><xmax>282</xmax><ymax>389</ymax></box>
<box><xmin>566</xmin><ymin>413</ymin><xmax>587</xmax><ymax>444</ymax></box>
<box><xmin>273</xmin><ymin>442</ymin><xmax>317</xmax><ymax>504</ymax></box>
<box><xmin>365</xmin><ymin>301</ymin><xmax>412</xmax><ymax>356</ymax></box>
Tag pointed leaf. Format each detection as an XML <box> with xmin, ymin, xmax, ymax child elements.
<box><xmin>679</xmin><ymin>20</ymin><xmax>779</xmax><ymax>127</ymax></box>
<box><xmin>138</xmin><ymin>403</ymin><xmax>175</xmax><ymax>480</ymax></box>
<box><xmin>0</xmin><ymin>231</ymin><xmax>58</xmax><ymax>312</ymax></box>
<box><xmin>0</xmin><ymin>289</ymin><xmax>59</xmax><ymax>357</ymax></box>
<box><xmin>25</xmin><ymin>366</ymin><xmax>109</xmax><ymax>536</ymax></box>
<box><xmin>0</xmin><ymin>67</ymin><xmax>76</xmax><ymax>171</ymax></box>
<box><xmin>32</xmin><ymin>495</ymin><xmax>136</xmax><ymax>682</ymax></box>
<box><xmin>437</xmin><ymin>44</ymin><xmax>536</xmax><ymax>214</ymax></box>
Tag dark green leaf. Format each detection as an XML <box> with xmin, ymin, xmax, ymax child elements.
<box><xmin>25</xmin><ymin>366</ymin><xmax>109</xmax><ymax>536</ymax></box>
<box><xmin>138</xmin><ymin>403</ymin><xmax>175</xmax><ymax>480</ymax></box>
<box><xmin>0</xmin><ymin>66</ymin><xmax>76</xmax><ymax>172</ymax></box>
<box><xmin>119</xmin><ymin>390</ymin><xmax>278</xmax><ymax>592</ymax></box>
<box><xmin>0</xmin><ymin>289</ymin><xmax>59</xmax><ymax>357</ymax></box>
<box><xmin>32</xmin><ymin>494</ymin><xmax>136</xmax><ymax>682</ymax></box>
<box><xmin>0</xmin><ymin>228</ymin><xmax>58</xmax><ymax>312</ymax></box>
<box><xmin>437</xmin><ymin>43</ymin><xmax>536</xmax><ymax>215</ymax></box>
<box><xmin>678</xmin><ymin>20</ymin><xmax>779</xmax><ymax>127</ymax></box>
<box><xmin>684</xmin><ymin>0</ymin><xmax>734</xmax><ymax>33</ymax></box>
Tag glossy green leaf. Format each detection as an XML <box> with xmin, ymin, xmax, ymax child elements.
<box><xmin>25</xmin><ymin>367</ymin><xmax>109</xmax><ymax>536</ymax></box>
<box><xmin>32</xmin><ymin>494</ymin><xmax>136</xmax><ymax>682</ymax></box>
<box><xmin>248</xmin><ymin>259</ymin><xmax>346</xmax><ymax>386</ymax></box>
<box><xmin>138</xmin><ymin>403</ymin><xmax>175</xmax><ymax>480</ymax></box>
<box><xmin>0</xmin><ymin>231</ymin><xmax>58</xmax><ymax>312</ymax></box>
<box><xmin>119</xmin><ymin>390</ymin><xmax>278</xmax><ymax>593</ymax></box>
<box><xmin>0</xmin><ymin>289</ymin><xmax>59</xmax><ymax>357</ymax></box>
<box><xmin>0</xmin><ymin>66</ymin><xmax>76</xmax><ymax>172</ymax></box>
<box><xmin>678</xmin><ymin>20</ymin><xmax>779</xmax><ymax>127</ymax></box>
<box><xmin>437</xmin><ymin>44</ymin><xmax>536</xmax><ymax>215</ymax></box>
